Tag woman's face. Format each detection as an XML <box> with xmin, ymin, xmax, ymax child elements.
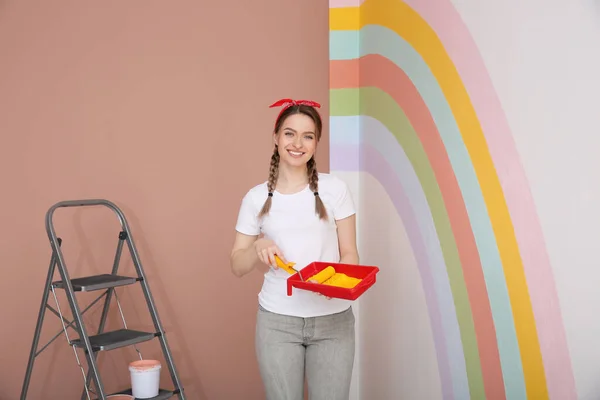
<box><xmin>273</xmin><ymin>113</ymin><xmax>318</xmax><ymax>168</ymax></box>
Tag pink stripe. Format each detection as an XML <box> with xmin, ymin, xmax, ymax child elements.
<box><xmin>329</xmin><ymin>0</ymin><xmax>366</xmax><ymax>8</ymax></box>
<box><xmin>403</xmin><ymin>0</ymin><xmax>577</xmax><ymax>398</ymax></box>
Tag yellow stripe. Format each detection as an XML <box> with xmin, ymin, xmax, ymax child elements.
<box><xmin>330</xmin><ymin>0</ymin><xmax>548</xmax><ymax>398</ymax></box>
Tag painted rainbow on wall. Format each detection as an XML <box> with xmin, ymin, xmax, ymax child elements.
<box><xmin>328</xmin><ymin>0</ymin><xmax>576</xmax><ymax>399</ymax></box>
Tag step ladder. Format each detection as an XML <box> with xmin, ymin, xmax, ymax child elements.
<box><xmin>20</xmin><ymin>199</ymin><xmax>186</xmax><ymax>400</ymax></box>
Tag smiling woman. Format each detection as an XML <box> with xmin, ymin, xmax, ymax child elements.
<box><xmin>229</xmin><ymin>98</ymin><xmax>359</xmax><ymax>400</ymax></box>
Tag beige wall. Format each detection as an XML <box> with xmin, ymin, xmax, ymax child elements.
<box><xmin>0</xmin><ymin>1</ymin><xmax>329</xmax><ymax>398</ymax></box>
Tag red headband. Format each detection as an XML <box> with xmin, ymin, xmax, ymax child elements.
<box><xmin>269</xmin><ymin>98</ymin><xmax>322</xmax><ymax>128</ymax></box>
<box><xmin>269</xmin><ymin>98</ymin><xmax>321</xmax><ymax>109</ymax></box>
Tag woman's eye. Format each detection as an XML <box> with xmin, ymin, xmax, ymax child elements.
<box><xmin>285</xmin><ymin>132</ymin><xmax>294</xmax><ymax>136</ymax></box>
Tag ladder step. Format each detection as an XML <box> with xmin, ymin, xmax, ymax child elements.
<box><xmin>72</xmin><ymin>329</ymin><xmax>157</xmax><ymax>352</ymax></box>
<box><xmin>109</xmin><ymin>388</ymin><xmax>176</xmax><ymax>399</ymax></box>
<box><xmin>52</xmin><ymin>274</ymin><xmax>138</xmax><ymax>292</ymax></box>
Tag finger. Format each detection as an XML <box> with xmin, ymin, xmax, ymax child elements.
<box><xmin>256</xmin><ymin>248</ymin><xmax>264</xmax><ymax>264</ymax></box>
<box><xmin>267</xmin><ymin>248</ymin><xmax>277</xmax><ymax>267</ymax></box>
<box><xmin>259</xmin><ymin>252</ymin><xmax>268</xmax><ymax>266</ymax></box>
<box><xmin>261</xmin><ymin>249</ymin><xmax>271</xmax><ymax>266</ymax></box>
<box><xmin>273</xmin><ymin>247</ymin><xmax>287</xmax><ymax>264</ymax></box>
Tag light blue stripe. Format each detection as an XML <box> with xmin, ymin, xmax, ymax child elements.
<box><xmin>329</xmin><ymin>30</ymin><xmax>360</xmax><ymax>60</ymax></box>
<box><xmin>330</xmin><ymin>25</ymin><xmax>526</xmax><ymax>399</ymax></box>
<box><xmin>330</xmin><ymin>30</ymin><xmax>360</xmax><ymax>59</ymax></box>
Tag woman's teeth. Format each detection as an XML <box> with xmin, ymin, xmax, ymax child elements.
<box><xmin>288</xmin><ymin>150</ymin><xmax>304</xmax><ymax>157</ymax></box>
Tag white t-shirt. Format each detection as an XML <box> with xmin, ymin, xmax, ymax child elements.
<box><xmin>235</xmin><ymin>172</ymin><xmax>356</xmax><ymax>318</ymax></box>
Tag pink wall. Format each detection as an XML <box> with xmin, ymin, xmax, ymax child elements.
<box><xmin>0</xmin><ymin>1</ymin><xmax>329</xmax><ymax>398</ymax></box>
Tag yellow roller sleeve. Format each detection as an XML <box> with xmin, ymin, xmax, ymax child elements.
<box><xmin>309</xmin><ymin>266</ymin><xmax>337</xmax><ymax>283</ymax></box>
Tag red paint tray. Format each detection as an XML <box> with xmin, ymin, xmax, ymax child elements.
<box><xmin>287</xmin><ymin>261</ymin><xmax>379</xmax><ymax>300</ymax></box>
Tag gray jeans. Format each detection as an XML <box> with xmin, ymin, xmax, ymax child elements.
<box><xmin>255</xmin><ymin>304</ymin><xmax>355</xmax><ymax>400</ymax></box>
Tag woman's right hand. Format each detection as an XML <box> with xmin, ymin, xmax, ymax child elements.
<box><xmin>254</xmin><ymin>238</ymin><xmax>286</xmax><ymax>268</ymax></box>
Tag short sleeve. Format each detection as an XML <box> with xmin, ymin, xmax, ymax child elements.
<box><xmin>235</xmin><ymin>191</ymin><xmax>260</xmax><ymax>236</ymax></box>
<box><xmin>332</xmin><ymin>178</ymin><xmax>356</xmax><ymax>220</ymax></box>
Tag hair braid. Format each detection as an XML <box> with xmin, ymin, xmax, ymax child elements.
<box><xmin>307</xmin><ymin>157</ymin><xmax>328</xmax><ymax>220</ymax></box>
<box><xmin>258</xmin><ymin>147</ymin><xmax>280</xmax><ymax>218</ymax></box>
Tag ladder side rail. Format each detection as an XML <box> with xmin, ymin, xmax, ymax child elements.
<box><xmin>123</xmin><ymin>225</ymin><xmax>186</xmax><ymax>399</ymax></box>
<box><xmin>45</xmin><ymin>204</ymin><xmax>107</xmax><ymax>399</ymax></box>
<box><xmin>20</xmin><ymin>240</ymin><xmax>61</xmax><ymax>400</ymax></box>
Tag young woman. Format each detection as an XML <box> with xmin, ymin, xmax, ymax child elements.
<box><xmin>230</xmin><ymin>98</ymin><xmax>359</xmax><ymax>400</ymax></box>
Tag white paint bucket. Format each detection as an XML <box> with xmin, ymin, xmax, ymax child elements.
<box><xmin>129</xmin><ymin>359</ymin><xmax>161</xmax><ymax>399</ymax></box>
